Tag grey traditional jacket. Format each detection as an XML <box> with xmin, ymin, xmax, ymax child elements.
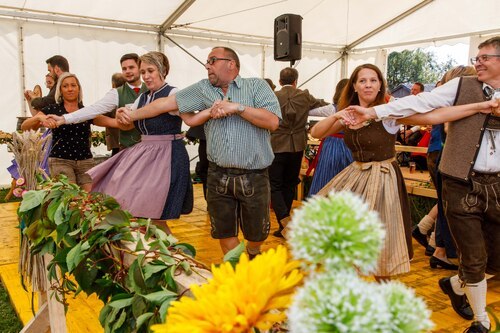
<box><xmin>272</xmin><ymin>86</ymin><xmax>327</xmax><ymax>153</ymax></box>
<box><xmin>439</xmin><ymin>76</ymin><xmax>500</xmax><ymax>181</ymax></box>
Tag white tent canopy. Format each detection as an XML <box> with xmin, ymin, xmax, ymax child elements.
<box><xmin>0</xmin><ymin>0</ymin><xmax>499</xmax><ymax>185</ymax></box>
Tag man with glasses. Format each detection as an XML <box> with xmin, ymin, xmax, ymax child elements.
<box><xmin>340</xmin><ymin>36</ymin><xmax>500</xmax><ymax>333</ymax></box>
<box><xmin>117</xmin><ymin>46</ymin><xmax>281</xmax><ymax>259</ymax></box>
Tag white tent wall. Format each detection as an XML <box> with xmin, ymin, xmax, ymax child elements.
<box><xmin>0</xmin><ymin>20</ymin><xmax>159</xmax><ymax>186</ymax></box>
<box><xmin>1</xmin><ymin>19</ymin><xmax>23</xmax><ymax>187</ymax></box>
<box><xmin>1</xmin><ymin>0</ymin><xmax>499</xmax><ymax>186</ymax></box>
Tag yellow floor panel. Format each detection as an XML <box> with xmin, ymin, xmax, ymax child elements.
<box><xmin>1</xmin><ymin>184</ymin><xmax>499</xmax><ymax>332</ymax></box>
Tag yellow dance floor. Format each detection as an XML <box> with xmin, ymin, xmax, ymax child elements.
<box><xmin>0</xmin><ymin>184</ymin><xmax>499</xmax><ymax>332</ymax></box>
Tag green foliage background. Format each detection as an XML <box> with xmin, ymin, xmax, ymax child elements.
<box><xmin>387</xmin><ymin>48</ymin><xmax>455</xmax><ymax>91</ymax></box>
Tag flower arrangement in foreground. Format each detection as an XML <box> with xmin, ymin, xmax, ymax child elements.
<box><xmin>18</xmin><ymin>176</ymin><xmax>205</xmax><ymax>332</ymax></box>
<box><xmin>287</xmin><ymin>191</ymin><xmax>434</xmax><ymax>333</ymax></box>
<box><xmin>287</xmin><ymin>190</ymin><xmax>385</xmax><ymax>274</ymax></box>
<box><xmin>151</xmin><ymin>245</ymin><xmax>303</xmax><ymax>333</ymax></box>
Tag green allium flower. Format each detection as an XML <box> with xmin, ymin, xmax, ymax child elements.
<box><xmin>288</xmin><ymin>190</ymin><xmax>385</xmax><ymax>273</ymax></box>
<box><xmin>289</xmin><ymin>271</ymin><xmax>391</xmax><ymax>333</ymax></box>
<box><xmin>379</xmin><ymin>282</ymin><xmax>434</xmax><ymax>333</ymax></box>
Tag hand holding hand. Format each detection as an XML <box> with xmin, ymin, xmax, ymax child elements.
<box><xmin>210</xmin><ymin>100</ymin><xmax>239</xmax><ymax>119</ymax></box>
<box><xmin>116</xmin><ymin>107</ymin><xmax>133</xmax><ymax>125</ymax></box>
<box><xmin>343</xmin><ymin>105</ymin><xmax>377</xmax><ymax>125</ymax></box>
<box><xmin>478</xmin><ymin>99</ymin><xmax>499</xmax><ymax>115</ymax></box>
<box><xmin>45</xmin><ymin>114</ymin><xmax>66</xmax><ymax>128</ymax></box>
<box><xmin>42</xmin><ymin>118</ymin><xmax>58</xmax><ymax>129</ymax></box>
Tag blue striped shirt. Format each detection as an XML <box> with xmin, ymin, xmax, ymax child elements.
<box><xmin>176</xmin><ymin>75</ymin><xmax>281</xmax><ymax>169</ymax></box>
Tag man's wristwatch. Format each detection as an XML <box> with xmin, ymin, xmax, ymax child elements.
<box><xmin>237</xmin><ymin>104</ymin><xmax>245</xmax><ymax>113</ymax></box>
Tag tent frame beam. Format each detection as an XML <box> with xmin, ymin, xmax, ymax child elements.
<box><xmin>344</xmin><ymin>0</ymin><xmax>434</xmax><ymax>52</ymax></box>
<box><xmin>166</xmin><ymin>27</ymin><xmax>344</xmax><ymax>53</ymax></box>
<box><xmin>354</xmin><ymin>28</ymin><xmax>500</xmax><ymax>52</ymax></box>
<box><xmin>160</xmin><ymin>0</ymin><xmax>196</xmax><ymax>34</ymax></box>
<box><xmin>0</xmin><ymin>7</ymin><xmax>158</xmax><ymax>32</ymax></box>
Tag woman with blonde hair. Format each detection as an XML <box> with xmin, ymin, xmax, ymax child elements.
<box><xmin>22</xmin><ymin>72</ymin><xmax>97</xmax><ymax>191</ymax></box>
<box><xmin>87</xmin><ymin>51</ymin><xmax>211</xmax><ymax>233</ymax></box>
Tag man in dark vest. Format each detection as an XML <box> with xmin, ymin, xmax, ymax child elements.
<box><xmin>47</xmin><ymin>53</ymin><xmax>147</xmax><ymax>149</ymax></box>
<box><xmin>342</xmin><ymin>36</ymin><xmax>500</xmax><ymax>333</ymax></box>
<box><xmin>24</xmin><ymin>55</ymin><xmax>70</xmax><ymax>115</ymax></box>
<box><xmin>270</xmin><ymin>67</ymin><xmax>328</xmax><ymax>237</ymax></box>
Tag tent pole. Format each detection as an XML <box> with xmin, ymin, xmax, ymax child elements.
<box><xmin>157</xmin><ymin>33</ymin><xmax>164</xmax><ymax>52</ymax></box>
<box><xmin>17</xmin><ymin>23</ymin><xmax>27</xmax><ymax>117</ymax></box>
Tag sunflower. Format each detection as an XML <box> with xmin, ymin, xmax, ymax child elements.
<box><xmin>151</xmin><ymin>245</ymin><xmax>303</xmax><ymax>333</ymax></box>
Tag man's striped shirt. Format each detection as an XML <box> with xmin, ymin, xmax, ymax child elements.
<box><xmin>176</xmin><ymin>75</ymin><xmax>281</xmax><ymax>169</ymax></box>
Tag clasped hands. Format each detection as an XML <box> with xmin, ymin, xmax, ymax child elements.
<box><xmin>114</xmin><ymin>100</ymin><xmax>242</xmax><ymax>126</ymax></box>
<box><xmin>33</xmin><ymin>114</ymin><xmax>62</xmax><ymax>129</ymax></box>
<box><xmin>334</xmin><ymin>106</ymin><xmax>374</xmax><ymax>128</ymax></box>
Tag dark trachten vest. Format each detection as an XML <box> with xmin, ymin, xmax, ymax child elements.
<box><xmin>439</xmin><ymin>76</ymin><xmax>500</xmax><ymax>181</ymax></box>
<box><xmin>116</xmin><ymin>83</ymin><xmax>147</xmax><ymax>148</ymax></box>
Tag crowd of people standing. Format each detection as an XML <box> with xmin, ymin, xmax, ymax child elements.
<box><xmin>16</xmin><ymin>36</ymin><xmax>500</xmax><ymax>333</ymax></box>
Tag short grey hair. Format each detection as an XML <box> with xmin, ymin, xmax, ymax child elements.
<box><xmin>54</xmin><ymin>72</ymin><xmax>83</xmax><ymax>104</ymax></box>
<box><xmin>139</xmin><ymin>51</ymin><xmax>170</xmax><ymax>79</ymax></box>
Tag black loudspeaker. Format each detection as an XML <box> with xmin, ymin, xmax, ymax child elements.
<box><xmin>274</xmin><ymin>14</ymin><xmax>302</xmax><ymax>62</ymax></box>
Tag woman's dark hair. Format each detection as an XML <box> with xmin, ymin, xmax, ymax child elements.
<box><xmin>333</xmin><ymin>78</ymin><xmax>349</xmax><ymax>105</ymax></box>
<box><xmin>337</xmin><ymin>64</ymin><xmax>386</xmax><ymax>111</ymax></box>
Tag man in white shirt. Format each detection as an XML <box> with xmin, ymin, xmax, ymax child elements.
<box><xmin>344</xmin><ymin>36</ymin><xmax>500</xmax><ymax>333</ymax></box>
<box><xmin>47</xmin><ymin>53</ymin><xmax>147</xmax><ymax>149</ymax></box>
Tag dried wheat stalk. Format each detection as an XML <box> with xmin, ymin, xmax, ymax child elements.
<box><xmin>8</xmin><ymin>130</ymin><xmax>51</xmax><ymax>292</ymax></box>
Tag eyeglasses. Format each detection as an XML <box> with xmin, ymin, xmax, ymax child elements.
<box><xmin>206</xmin><ymin>57</ymin><xmax>233</xmax><ymax>65</ymax></box>
<box><xmin>470</xmin><ymin>54</ymin><xmax>500</xmax><ymax>65</ymax></box>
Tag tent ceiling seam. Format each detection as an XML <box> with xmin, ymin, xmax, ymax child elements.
<box><xmin>344</xmin><ymin>0</ymin><xmax>434</xmax><ymax>52</ymax></box>
<box><xmin>160</xmin><ymin>0</ymin><xmax>196</xmax><ymax>33</ymax></box>
<box><xmin>0</xmin><ymin>7</ymin><xmax>158</xmax><ymax>32</ymax></box>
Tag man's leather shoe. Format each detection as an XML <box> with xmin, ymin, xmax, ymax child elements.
<box><xmin>438</xmin><ymin>277</ymin><xmax>474</xmax><ymax>320</ymax></box>
<box><xmin>430</xmin><ymin>256</ymin><xmax>458</xmax><ymax>270</ymax></box>
<box><xmin>412</xmin><ymin>225</ymin><xmax>428</xmax><ymax>247</ymax></box>
<box><xmin>463</xmin><ymin>321</ymin><xmax>490</xmax><ymax>333</ymax></box>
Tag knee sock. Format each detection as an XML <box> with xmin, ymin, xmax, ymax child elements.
<box><xmin>428</xmin><ymin>231</ymin><xmax>436</xmax><ymax>248</ymax></box>
<box><xmin>464</xmin><ymin>279</ymin><xmax>490</xmax><ymax>329</ymax></box>
<box><xmin>418</xmin><ymin>214</ymin><xmax>435</xmax><ymax>234</ymax></box>
<box><xmin>450</xmin><ymin>275</ymin><xmax>465</xmax><ymax>295</ymax></box>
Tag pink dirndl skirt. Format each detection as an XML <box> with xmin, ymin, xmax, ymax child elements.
<box><xmin>87</xmin><ymin>134</ymin><xmax>181</xmax><ymax>219</ymax></box>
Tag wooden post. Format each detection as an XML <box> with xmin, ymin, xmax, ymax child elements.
<box><xmin>20</xmin><ymin>254</ymin><xmax>67</xmax><ymax>333</ymax></box>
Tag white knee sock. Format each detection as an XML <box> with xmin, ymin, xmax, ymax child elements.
<box><xmin>464</xmin><ymin>279</ymin><xmax>490</xmax><ymax>329</ymax></box>
<box><xmin>418</xmin><ymin>214</ymin><xmax>435</xmax><ymax>234</ymax></box>
<box><xmin>428</xmin><ymin>231</ymin><xmax>436</xmax><ymax>248</ymax></box>
<box><xmin>450</xmin><ymin>275</ymin><xmax>465</xmax><ymax>295</ymax></box>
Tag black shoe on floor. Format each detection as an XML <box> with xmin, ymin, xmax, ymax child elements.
<box><xmin>438</xmin><ymin>277</ymin><xmax>474</xmax><ymax>320</ymax></box>
<box><xmin>430</xmin><ymin>256</ymin><xmax>458</xmax><ymax>270</ymax></box>
<box><xmin>273</xmin><ymin>229</ymin><xmax>284</xmax><ymax>238</ymax></box>
<box><xmin>463</xmin><ymin>321</ymin><xmax>490</xmax><ymax>333</ymax></box>
<box><xmin>412</xmin><ymin>225</ymin><xmax>429</xmax><ymax>247</ymax></box>
<box><xmin>425</xmin><ymin>245</ymin><xmax>435</xmax><ymax>256</ymax></box>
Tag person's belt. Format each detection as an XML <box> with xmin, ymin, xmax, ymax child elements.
<box><xmin>209</xmin><ymin>162</ymin><xmax>266</xmax><ymax>175</ymax></box>
<box><xmin>471</xmin><ymin>170</ymin><xmax>500</xmax><ymax>177</ymax></box>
